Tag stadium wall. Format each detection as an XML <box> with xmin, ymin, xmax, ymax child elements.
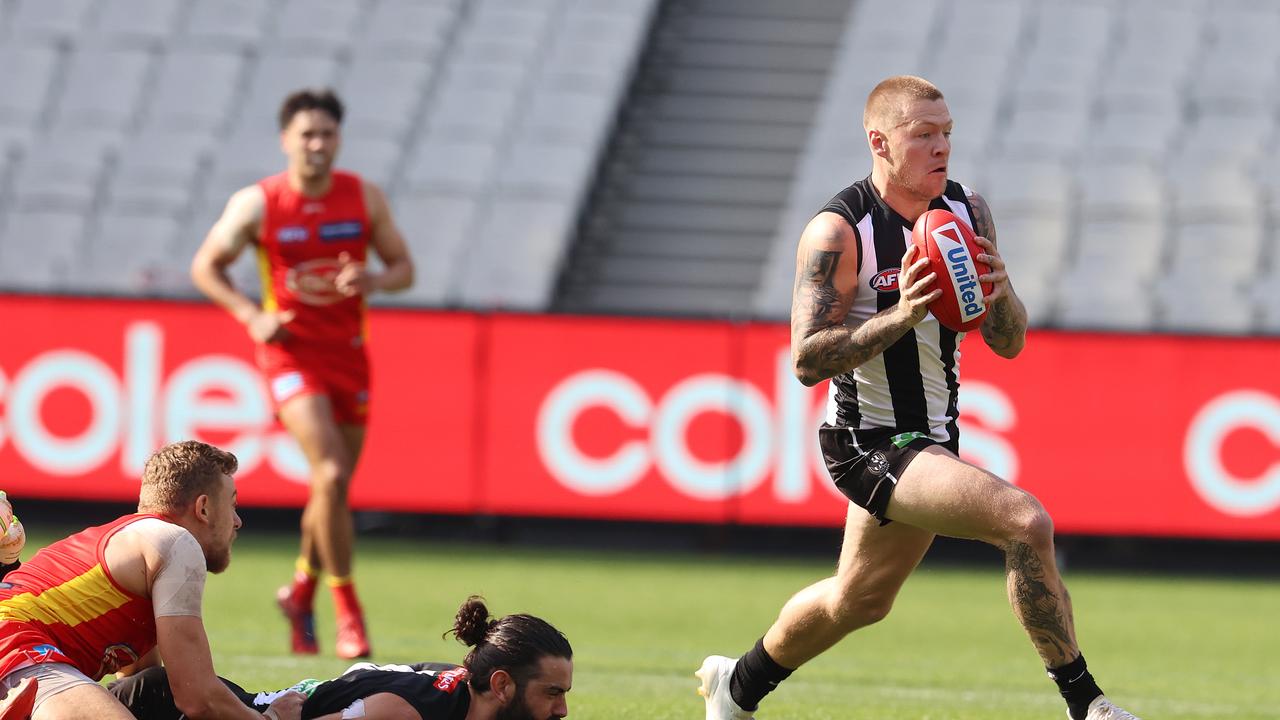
<box><xmin>1</xmin><ymin>294</ymin><xmax>1278</xmax><ymax>541</ymax></box>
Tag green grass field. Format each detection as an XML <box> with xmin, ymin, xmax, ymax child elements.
<box><xmin>26</xmin><ymin>527</ymin><xmax>1279</xmax><ymax>719</ymax></box>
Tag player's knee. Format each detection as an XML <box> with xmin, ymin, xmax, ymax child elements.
<box><xmin>1007</xmin><ymin>497</ymin><xmax>1054</xmax><ymax>547</ymax></box>
<box><xmin>311</xmin><ymin>459</ymin><xmax>352</xmax><ymax>494</ymax></box>
<box><xmin>828</xmin><ymin>587</ymin><xmax>896</xmax><ymax>631</ymax></box>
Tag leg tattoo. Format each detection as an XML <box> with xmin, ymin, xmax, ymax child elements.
<box><xmin>1005</xmin><ymin>540</ymin><xmax>1075</xmax><ymax>665</ymax></box>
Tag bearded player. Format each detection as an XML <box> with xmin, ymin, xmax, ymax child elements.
<box><xmin>111</xmin><ymin>596</ymin><xmax>572</xmax><ymax>720</ymax></box>
<box><xmin>696</xmin><ymin>76</ymin><xmax>1140</xmax><ymax>720</ymax></box>
<box><xmin>191</xmin><ymin>88</ymin><xmax>415</xmax><ymax>659</ymax></box>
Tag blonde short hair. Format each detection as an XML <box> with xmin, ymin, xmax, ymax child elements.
<box><xmin>138</xmin><ymin>441</ymin><xmax>238</xmax><ymax>513</ymax></box>
<box><xmin>864</xmin><ymin>75</ymin><xmax>944</xmax><ymax>130</ymax></box>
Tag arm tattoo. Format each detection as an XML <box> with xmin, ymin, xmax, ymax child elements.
<box><xmin>969</xmin><ymin>190</ymin><xmax>1026</xmax><ymax>353</ymax></box>
<box><xmin>968</xmin><ymin>191</ymin><xmax>996</xmax><ymax>246</ymax></box>
<box><xmin>802</xmin><ymin>250</ymin><xmax>842</xmax><ymax>323</ymax></box>
<box><xmin>1005</xmin><ymin>541</ymin><xmax>1074</xmax><ymax>666</ymax></box>
<box><xmin>982</xmin><ymin>299</ymin><xmax>1019</xmax><ymax>352</ymax></box>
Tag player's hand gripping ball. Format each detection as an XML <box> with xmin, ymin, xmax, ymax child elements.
<box><xmin>910</xmin><ymin>209</ymin><xmax>992</xmax><ymax>332</ymax></box>
<box><xmin>0</xmin><ymin>491</ymin><xmax>26</xmax><ymax>565</ymax></box>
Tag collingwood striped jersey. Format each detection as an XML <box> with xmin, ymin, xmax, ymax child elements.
<box><xmin>820</xmin><ymin>176</ymin><xmax>980</xmax><ymax>444</ymax></box>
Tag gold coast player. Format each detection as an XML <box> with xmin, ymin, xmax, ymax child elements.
<box><xmin>191</xmin><ymin>88</ymin><xmax>414</xmax><ymax>659</ymax></box>
<box><xmin>696</xmin><ymin>76</ymin><xmax>1140</xmax><ymax>720</ymax></box>
<box><xmin>0</xmin><ymin>443</ymin><xmax>303</xmax><ymax>720</ymax></box>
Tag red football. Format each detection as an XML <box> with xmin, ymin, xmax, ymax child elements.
<box><xmin>909</xmin><ymin>209</ymin><xmax>992</xmax><ymax>332</ymax></box>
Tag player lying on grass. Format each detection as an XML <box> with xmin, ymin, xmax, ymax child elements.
<box><xmin>109</xmin><ymin>596</ymin><xmax>572</xmax><ymax>720</ymax></box>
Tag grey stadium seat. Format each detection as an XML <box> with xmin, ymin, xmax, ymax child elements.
<box><xmin>7</xmin><ymin>0</ymin><xmax>93</xmax><ymax>43</ymax></box>
<box><xmin>52</xmin><ymin>47</ymin><xmax>153</xmax><ymax>132</ymax></box>
<box><xmin>92</xmin><ymin>0</ymin><xmax>185</xmax><ymax>49</ymax></box>
<box><xmin>337</xmin><ymin>136</ymin><xmax>401</xmax><ymax>189</ymax></box>
<box><xmin>392</xmin><ymin>191</ymin><xmax>482</xmax><ymax>306</ymax></box>
<box><xmin>106</xmin><ymin>132</ymin><xmax>210</xmax><ymax>217</ymax></box>
<box><xmin>10</xmin><ymin>136</ymin><xmax>113</xmax><ymax>212</ymax></box>
<box><xmin>0</xmin><ymin>210</ymin><xmax>86</xmax><ymax>292</ymax></box>
<box><xmin>143</xmin><ymin>48</ymin><xmax>244</xmax><ymax>135</ymax></box>
<box><xmin>498</xmin><ymin>142</ymin><xmax>596</xmax><ymax>199</ymax></box>
<box><xmin>405</xmin><ymin>139</ymin><xmax>499</xmax><ymax>195</ymax></box>
<box><xmin>354</xmin><ymin>0</ymin><xmax>461</xmax><ymax>60</ymax></box>
<box><xmin>81</xmin><ymin>213</ymin><xmax>187</xmax><ymax>295</ymax></box>
<box><xmin>182</xmin><ymin>0</ymin><xmax>272</xmax><ymax>50</ymax></box>
<box><xmin>452</xmin><ymin>198</ymin><xmax>575</xmax><ymax>310</ymax></box>
<box><xmin>338</xmin><ymin>56</ymin><xmax>433</xmax><ymax>140</ymax></box>
<box><xmin>0</xmin><ymin>44</ymin><xmax>59</xmax><ymax>129</ymax></box>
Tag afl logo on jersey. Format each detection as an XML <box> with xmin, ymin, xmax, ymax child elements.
<box><xmin>285</xmin><ymin>258</ymin><xmax>347</xmax><ymax>306</ymax></box>
<box><xmin>869</xmin><ymin>268</ymin><xmax>900</xmax><ymax>293</ymax></box>
<box><xmin>277</xmin><ymin>226</ymin><xmax>308</xmax><ymax>243</ymax></box>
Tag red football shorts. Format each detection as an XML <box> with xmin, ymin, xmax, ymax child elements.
<box><xmin>0</xmin><ymin>626</ymin><xmax>77</xmax><ymax>680</ymax></box>
<box><xmin>257</xmin><ymin>340</ymin><xmax>370</xmax><ymax>426</ymax></box>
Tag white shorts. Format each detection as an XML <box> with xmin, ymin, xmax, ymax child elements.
<box><xmin>1</xmin><ymin>662</ymin><xmax>96</xmax><ymax>711</ymax></box>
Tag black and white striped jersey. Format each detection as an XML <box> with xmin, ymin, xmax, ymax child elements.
<box><xmin>818</xmin><ymin>176</ymin><xmax>980</xmax><ymax>444</ymax></box>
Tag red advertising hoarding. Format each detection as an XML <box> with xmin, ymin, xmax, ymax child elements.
<box><xmin>1</xmin><ymin>295</ymin><xmax>1277</xmax><ymax>540</ymax></box>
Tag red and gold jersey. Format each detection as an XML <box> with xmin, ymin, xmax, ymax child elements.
<box><xmin>0</xmin><ymin>514</ymin><xmax>165</xmax><ymax>680</ymax></box>
<box><xmin>256</xmin><ymin>170</ymin><xmax>371</xmax><ymax>347</ymax></box>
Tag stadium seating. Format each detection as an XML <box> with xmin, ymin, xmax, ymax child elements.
<box><xmin>0</xmin><ymin>0</ymin><xmax>656</xmax><ymax>309</ymax></box>
<box><xmin>0</xmin><ymin>0</ymin><xmax>1276</xmax><ymax>336</ymax></box>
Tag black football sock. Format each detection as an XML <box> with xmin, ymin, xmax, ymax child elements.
<box><xmin>729</xmin><ymin>638</ymin><xmax>794</xmax><ymax>711</ymax></box>
<box><xmin>1048</xmin><ymin>653</ymin><xmax>1105</xmax><ymax>720</ymax></box>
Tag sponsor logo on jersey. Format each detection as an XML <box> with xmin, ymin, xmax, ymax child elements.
<box><xmin>284</xmin><ymin>257</ymin><xmax>347</xmax><ymax>306</ymax></box>
<box><xmin>866</xmin><ymin>451</ymin><xmax>890</xmax><ymax>477</ymax></box>
<box><xmin>930</xmin><ymin>222</ymin><xmax>984</xmax><ymax>320</ymax></box>
<box><xmin>271</xmin><ymin>372</ymin><xmax>306</xmax><ymax>402</ymax></box>
<box><xmin>870</xmin><ymin>268</ymin><xmax>900</xmax><ymax>292</ymax></box>
<box><xmin>278</xmin><ymin>226</ymin><xmax>309</xmax><ymax>243</ymax></box>
<box><xmin>319</xmin><ymin>220</ymin><xmax>364</xmax><ymax>242</ymax></box>
<box><xmin>23</xmin><ymin>644</ymin><xmax>63</xmax><ymax>664</ymax></box>
<box><xmin>433</xmin><ymin>667</ymin><xmax>468</xmax><ymax>693</ymax></box>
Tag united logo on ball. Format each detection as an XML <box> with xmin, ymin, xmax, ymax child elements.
<box><xmin>910</xmin><ymin>209</ymin><xmax>992</xmax><ymax>332</ymax></box>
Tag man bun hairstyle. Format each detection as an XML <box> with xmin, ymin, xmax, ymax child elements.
<box><xmin>450</xmin><ymin>596</ymin><xmax>572</xmax><ymax>693</ymax></box>
<box><xmin>138</xmin><ymin>440</ymin><xmax>237</xmax><ymax>514</ymax></box>
<box><xmin>279</xmin><ymin>87</ymin><xmax>344</xmax><ymax>130</ymax></box>
<box><xmin>863</xmin><ymin>74</ymin><xmax>944</xmax><ymax>130</ymax></box>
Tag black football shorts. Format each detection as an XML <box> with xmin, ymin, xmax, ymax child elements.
<box><xmin>818</xmin><ymin>424</ymin><xmax>958</xmax><ymax>524</ymax></box>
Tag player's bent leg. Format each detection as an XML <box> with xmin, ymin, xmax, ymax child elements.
<box><xmin>765</xmin><ymin>506</ymin><xmax>934</xmax><ymax>667</ymax></box>
<box><xmin>885</xmin><ymin>446</ymin><xmax>1078</xmax><ymax>665</ymax></box>
<box><xmin>700</xmin><ymin>505</ymin><xmax>934</xmax><ymax>718</ymax></box>
<box><xmin>886</xmin><ymin>447</ymin><xmax>1137</xmax><ymax>719</ymax></box>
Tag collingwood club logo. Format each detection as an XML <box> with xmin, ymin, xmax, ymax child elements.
<box><xmin>866</xmin><ymin>451</ymin><xmax>890</xmax><ymax>477</ymax></box>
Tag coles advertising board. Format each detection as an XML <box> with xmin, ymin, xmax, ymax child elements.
<box><xmin>1</xmin><ymin>295</ymin><xmax>1277</xmax><ymax>540</ymax></box>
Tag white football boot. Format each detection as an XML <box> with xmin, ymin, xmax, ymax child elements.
<box><xmin>696</xmin><ymin>655</ymin><xmax>755</xmax><ymax>720</ymax></box>
<box><xmin>1072</xmin><ymin>695</ymin><xmax>1141</xmax><ymax>720</ymax></box>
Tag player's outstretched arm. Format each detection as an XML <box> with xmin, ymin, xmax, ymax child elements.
<box><xmin>790</xmin><ymin>213</ymin><xmax>940</xmax><ymax>386</ymax></box>
<box><xmin>158</xmin><ymin>615</ymin><xmax>303</xmax><ymax>720</ymax></box>
<box><xmin>361</xmin><ymin>181</ymin><xmax>414</xmax><ymax>294</ymax></box>
<box><xmin>967</xmin><ymin>190</ymin><xmax>1027</xmax><ymax>358</ymax></box>
<box><xmin>309</xmin><ymin>692</ymin><xmax>422</xmax><ymax>720</ymax></box>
